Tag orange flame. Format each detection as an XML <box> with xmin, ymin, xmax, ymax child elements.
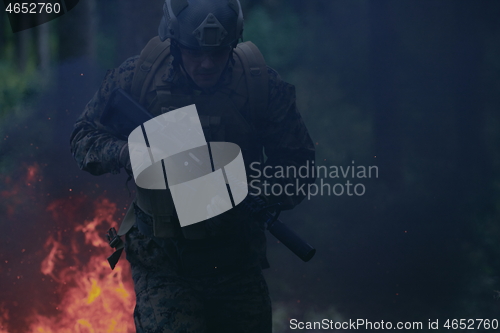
<box><xmin>26</xmin><ymin>165</ymin><xmax>39</xmax><ymax>184</ymax></box>
<box><xmin>0</xmin><ymin>163</ymin><xmax>41</xmax><ymax>217</ymax></box>
<box><xmin>0</xmin><ymin>307</ymin><xmax>10</xmax><ymax>333</ymax></box>
<box><xmin>1</xmin><ymin>163</ymin><xmax>135</xmax><ymax>332</ymax></box>
<box><xmin>27</xmin><ymin>198</ymin><xmax>135</xmax><ymax>333</ymax></box>
<box><xmin>40</xmin><ymin>235</ymin><xmax>64</xmax><ymax>278</ymax></box>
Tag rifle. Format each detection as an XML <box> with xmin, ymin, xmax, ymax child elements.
<box><xmin>102</xmin><ymin>88</ymin><xmax>316</xmax><ymax>262</ymax></box>
<box><xmin>263</xmin><ymin>206</ymin><xmax>316</xmax><ymax>262</ymax></box>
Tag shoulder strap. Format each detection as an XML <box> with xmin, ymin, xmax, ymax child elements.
<box><xmin>234</xmin><ymin>41</ymin><xmax>269</xmax><ymax>124</ymax></box>
<box><xmin>131</xmin><ymin>36</ymin><xmax>171</xmax><ymax>105</ymax></box>
<box><xmin>132</xmin><ymin>39</ymin><xmax>268</xmax><ymax>121</ymax></box>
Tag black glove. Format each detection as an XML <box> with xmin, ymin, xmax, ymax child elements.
<box><xmin>237</xmin><ymin>192</ymin><xmax>267</xmax><ymax>216</ymax></box>
<box><xmin>119</xmin><ymin>143</ymin><xmax>133</xmax><ymax>176</ymax></box>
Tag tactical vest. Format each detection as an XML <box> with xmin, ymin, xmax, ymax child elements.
<box><xmin>119</xmin><ymin>37</ymin><xmax>269</xmax><ymax>240</ymax></box>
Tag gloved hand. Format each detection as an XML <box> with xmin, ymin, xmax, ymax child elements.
<box><xmin>236</xmin><ymin>192</ymin><xmax>267</xmax><ymax>216</ymax></box>
<box><xmin>205</xmin><ymin>193</ymin><xmax>268</xmax><ymax>235</ymax></box>
<box><xmin>119</xmin><ymin>143</ymin><xmax>133</xmax><ymax>176</ymax></box>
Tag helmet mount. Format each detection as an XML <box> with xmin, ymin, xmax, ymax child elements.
<box><xmin>193</xmin><ymin>13</ymin><xmax>228</xmax><ymax>47</ymax></box>
<box><xmin>159</xmin><ymin>0</ymin><xmax>244</xmax><ymax>49</ymax></box>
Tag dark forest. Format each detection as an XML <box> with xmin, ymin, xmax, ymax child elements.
<box><xmin>1</xmin><ymin>0</ymin><xmax>500</xmax><ymax>332</ymax></box>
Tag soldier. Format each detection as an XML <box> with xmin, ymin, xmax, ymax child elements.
<box><xmin>70</xmin><ymin>0</ymin><xmax>315</xmax><ymax>332</ymax></box>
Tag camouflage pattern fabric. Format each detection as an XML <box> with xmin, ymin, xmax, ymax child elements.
<box><xmin>70</xmin><ymin>41</ymin><xmax>315</xmax><ymax>333</ymax></box>
<box><xmin>69</xmin><ymin>54</ymin><xmax>315</xmax><ymax>200</ymax></box>
<box><xmin>126</xmin><ymin>223</ymin><xmax>271</xmax><ymax>333</ymax></box>
<box><xmin>70</xmin><ymin>56</ymin><xmax>138</xmax><ymax>176</ymax></box>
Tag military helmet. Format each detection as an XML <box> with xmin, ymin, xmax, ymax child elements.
<box><xmin>158</xmin><ymin>0</ymin><xmax>244</xmax><ymax>49</ymax></box>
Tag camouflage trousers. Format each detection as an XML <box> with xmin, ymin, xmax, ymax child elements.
<box><xmin>125</xmin><ymin>224</ymin><xmax>272</xmax><ymax>333</ymax></box>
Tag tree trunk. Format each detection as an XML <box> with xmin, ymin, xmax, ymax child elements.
<box><xmin>36</xmin><ymin>17</ymin><xmax>51</xmax><ymax>72</ymax></box>
<box><xmin>452</xmin><ymin>1</ymin><xmax>489</xmax><ymax>204</ymax></box>
<box><xmin>369</xmin><ymin>0</ymin><xmax>402</xmax><ymax>189</ymax></box>
<box><xmin>58</xmin><ymin>0</ymin><xmax>95</xmax><ymax>61</ymax></box>
<box><xmin>14</xmin><ymin>19</ymin><xmax>31</xmax><ymax>71</ymax></box>
<box><xmin>116</xmin><ymin>0</ymin><xmax>163</xmax><ymax>62</ymax></box>
<box><xmin>0</xmin><ymin>6</ymin><xmax>5</xmax><ymax>50</ymax></box>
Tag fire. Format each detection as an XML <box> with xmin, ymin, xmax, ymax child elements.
<box><xmin>40</xmin><ymin>235</ymin><xmax>63</xmax><ymax>278</ymax></box>
<box><xmin>26</xmin><ymin>165</ymin><xmax>38</xmax><ymax>184</ymax></box>
<box><xmin>27</xmin><ymin>198</ymin><xmax>135</xmax><ymax>333</ymax></box>
<box><xmin>0</xmin><ymin>163</ymin><xmax>41</xmax><ymax>217</ymax></box>
<box><xmin>0</xmin><ymin>162</ymin><xmax>136</xmax><ymax>332</ymax></box>
<box><xmin>0</xmin><ymin>308</ymin><xmax>10</xmax><ymax>333</ymax></box>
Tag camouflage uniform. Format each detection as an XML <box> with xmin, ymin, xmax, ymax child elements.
<box><xmin>70</xmin><ymin>44</ymin><xmax>315</xmax><ymax>333</ymax></box>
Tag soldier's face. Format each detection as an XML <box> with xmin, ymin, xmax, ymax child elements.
<box><xmin>180</xmin><ymin>45</ymin><xmax>232</xmax><ymax>89</ymax></box>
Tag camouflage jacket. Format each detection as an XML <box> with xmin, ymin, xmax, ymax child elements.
<box><xmin>70</xmin><ymin>45</ymin><xmax>315</xmax><ymax>209</ymax></box>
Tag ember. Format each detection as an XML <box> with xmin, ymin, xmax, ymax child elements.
<box><xmin>0</xmin><ymin>163</ymin><xmax>135</xmax><ymax>333</ymax></box>
<box><xmin>26</xmin><ymin>199</ymin><xmax>135</xmax><ymax>333</ymax></box>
